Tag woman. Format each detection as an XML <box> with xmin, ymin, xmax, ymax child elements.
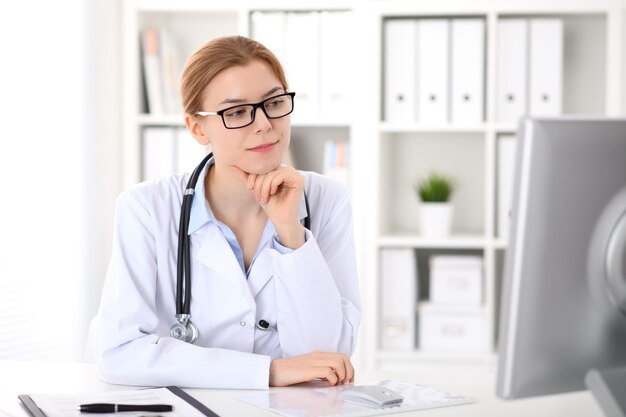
<box><xmin>93</xmin><ymin>36</ymin><xmax>361</xmax><ymax>389</ymax></box>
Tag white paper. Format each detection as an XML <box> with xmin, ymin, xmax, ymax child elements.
<box><xmin>28</xmin><ymin>387</ymin><xmax>207</xmax><ymax>417</ymax></box>
<box><xmin>239</xmin><ymin>379</ymin><xmax>475</xmax><ymax>417</ymax></box>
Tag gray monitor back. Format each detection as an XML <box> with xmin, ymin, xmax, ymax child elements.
<box><xmin>497</xmin><ymin>117</ymin><xmax>626</xmax><ymax>399</ymax></box>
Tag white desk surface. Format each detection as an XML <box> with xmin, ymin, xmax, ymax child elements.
<box><xmin>0</xmin><ymin>361</ymin><xmax>604</xmax><ymax>417</ymax></box>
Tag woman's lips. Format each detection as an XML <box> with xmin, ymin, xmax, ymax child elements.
<box><xmin>249</xmin><ymin>141</ymin><xmax>278</xmax><ymax>153</ymax></box>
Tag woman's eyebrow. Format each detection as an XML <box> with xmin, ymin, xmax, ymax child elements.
<box><xmin>219</xmin><ymin>86</ymin><xmax>285</xmax><ymax>105</ymax></box>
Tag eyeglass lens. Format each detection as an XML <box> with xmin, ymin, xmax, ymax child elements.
<box><xmin>222</xmin><ymin>94</ymin><xmax>294</xmax><ymax>128</ymax></box>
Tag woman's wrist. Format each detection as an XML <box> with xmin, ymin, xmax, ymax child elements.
<box><xmin>274</xmin><ymin>223</ymin><xmax>306</xmax><ymax>249</ymax></box>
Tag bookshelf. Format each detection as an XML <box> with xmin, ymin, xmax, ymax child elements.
<box><xmin>121</xmin><ymin>0</ymin><xmax>625</xmax><ymax>372</ymax></box>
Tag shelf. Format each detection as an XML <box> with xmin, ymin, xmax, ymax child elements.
<box><xmin>137</xmin><ymin>114</ymin><xmax>185</xmax><ymax>127</ymax></box>
<box><xmin>379</xmin><ymin>122</ymin><xmax>487</xmax><ymax>133</ymax></box>
<box><xmin>378</xmin><ymin>234</ymin><xmax>487</xmax><ymax>249</ymax></box>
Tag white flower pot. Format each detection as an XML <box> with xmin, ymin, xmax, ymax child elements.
<box><xmin>419</xmin><ymin>202</ymin><xmax>453</xmax><ymax>238</ymax></box>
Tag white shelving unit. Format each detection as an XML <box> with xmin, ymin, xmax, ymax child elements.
<box><xmin>359</xmin><ymin>0</ymin><xmax>624</xmax><ymax>372</ymax></box>
<box><xmin>121</xmin><ymin>0</ymin><xmax>625</xmax><ymax>372</ymax></box>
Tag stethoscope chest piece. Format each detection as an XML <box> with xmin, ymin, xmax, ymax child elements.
<box><xmin>170</xmin><ymin>314</ymin><xmax>199</xmax><ymax>344</ymax></box>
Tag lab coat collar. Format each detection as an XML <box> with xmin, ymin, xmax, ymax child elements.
<box><xmin>186</xmin><ymin>157</ymin><xmax>310</xmax><ymax>235</ymax></box>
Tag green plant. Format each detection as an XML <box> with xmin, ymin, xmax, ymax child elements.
<box><xmin>414</xmin><ymin>173</ymin><xmax>454</xmax><ymax>202</ymax></box>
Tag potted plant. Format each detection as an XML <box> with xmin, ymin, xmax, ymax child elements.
<box><xmin>414</xmin><ymin>172</ymin><xmax>455</xmax><ymax>237</ymax></box>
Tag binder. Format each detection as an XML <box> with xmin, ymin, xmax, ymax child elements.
<box><xmin>496</xmin><ymin>19</ymin><xmax>528</xmax><ymax>124</ymax></box>
<box><xmin>383</xmin><ymin>19</ymin><xmax>417</xmax><ymax>122</ymax></box>
<box><xmin>250</xmin><ymin>11</ymin><xmax>288</xmax><ymax>65</ymax></box>
<box><xmin>176</xmin><ymin>128</ymin><xmax>209</xmax><ymax>175</ymax></box>
<box><xmin>497</xmin><ymin>135</ymin><xmax>517</xmax><ymax>242</ymax></box>
<box><xmin>529</xmin><ymin>19</ymin><xmax>563</xmax><ymax>116</ymax></box>
<box><xmin>285</xmin><ymin>12</ymin><xmax>320</xmax><ymax>117</ymax></box>
<box><xmin>379</xmin><ymin>248</ymin><xmax>417</xmax><ymax>350</ymax></box>
<box><xmin>416</xmin><ymin>19</ymin><xmax>449</xmax><ymax>124</ymax></box>
<box><xmin>319</xmin><ymin>11</ymin><xmax>351</xmax><ymax>118</ymax></box>
<box><xmin>142</xmin><ymin>127</ymin><xmax>175</xmax><ymax>181</ymax></box>
<box><xmin>450</xmin><ymin>19</ymin><xmax>485</xmax><ymax>124</ymax></box>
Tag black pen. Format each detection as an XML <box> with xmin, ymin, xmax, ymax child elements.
<box><xmin>79</xmin><ymin>403</ymin><xmax>173</xmax><ymax>413</ymax></box>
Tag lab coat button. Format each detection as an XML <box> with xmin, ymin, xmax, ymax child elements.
<box><xmin>240</xmin><ymin>321</ymin><xmax>246</xmax><ymax>327</ymax></box>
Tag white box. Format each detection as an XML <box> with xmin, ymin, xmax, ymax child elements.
<box><xmin>418</xmin><ymin>303</ymin><xmax>486</xmax><ymax>350</ymax></box>
<box><xmin>429</xmin><ymin>255</ymin><xmax>483</xmax><ymax>306</ymax></box>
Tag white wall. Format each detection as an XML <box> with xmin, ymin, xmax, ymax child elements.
<box><xmin>0</xmin><ymin>0</ymin><xmax>121</xmax><ymax>360</ymax></box>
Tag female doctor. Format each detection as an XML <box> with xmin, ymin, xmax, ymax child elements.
<box><xmin>93</xmin><ymin>35</ymin><xmax>361</xmax><ymax>389</ymax></box>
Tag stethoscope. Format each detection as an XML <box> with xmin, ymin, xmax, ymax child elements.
<box><xmin>170</xmin><ymin>153</ymin><xmax>311</xmax><ymax>344</ymax></box>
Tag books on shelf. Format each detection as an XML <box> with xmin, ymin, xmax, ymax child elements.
<box><xmin>140</xmin><ymin>28</ymin><xmax>183</xmax><ymax>115</ymax></box>
<box><xmin>379</xmin><ymin>248</ymin><xmax>418</xmax><ymax>350</ymax></box>
<box><xmin>323</xmin><ymin>139</ymin><xmax>350</xmax><ymax>186</ymax></box>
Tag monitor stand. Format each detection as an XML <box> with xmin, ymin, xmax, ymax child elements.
<box><xmin>586</xmin><ymin>366</ymin><xmax>626</xmax><ymax>417</ymax></box>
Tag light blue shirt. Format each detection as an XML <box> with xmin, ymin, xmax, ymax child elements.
<box><xmin>186</xmin><ymin>159</ymin><xmax>296</xmax><ymax>276</ymax></box>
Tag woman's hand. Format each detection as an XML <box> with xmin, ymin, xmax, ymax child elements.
<box><xmin>269</xmin><ymin>351</ymin><xmax>355</xmax><ymax>387</ymax></box>
<box><xmin>231</xmin><ymin>164</ymin><xmax>305</xmax><ymax>249</ymax></box>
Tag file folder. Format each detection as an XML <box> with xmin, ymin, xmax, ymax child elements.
<box><xmin>451</xmin><ymin>19</ymin><xmax>485</xmax><ymax>124</ymax></box>
<box><xmin>529</xmin><ymin>19</ymin><xmax>563</xmax><ymax>116</ymax></box>
<box><xmin>383</xmin><ymin>19</ymin><xmax>417</xmax><ymax>123</ymax></box>
<box><xmin>285</xmin><ymin>12</ymin><xmax>321</xmax><ymax>117</ymax></box>
<box><xmin>497</xmin><ymin>135</ymin><xmax>517</xmax><ymax>242</ymax></box>
<box><xmin>417</xmin><ymin>19</ymin><xmax>449</xmax><ymax>124</ymax></box>
<box><xmin>496</xmin><ymin>19</ymin><xmax>528</xmax><ymax>124</ymax></box>
<box><xmin>320</xmin><ymin>11</ymin><xmax>352</xmax><ymax>118</ymax></box>
<box><xmin>380</xmin><ymin>248</ymin><xmax>417</xmax><ymax>350</ymax></box>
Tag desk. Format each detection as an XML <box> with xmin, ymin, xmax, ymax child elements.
<box><xmin>0</xmin><ymin>361</ymin><xmax>604</xmax><ymax>417</ymax></box>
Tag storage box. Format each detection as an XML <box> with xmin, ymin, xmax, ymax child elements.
<box><xmin>429</xmin><ymin>255</ymin><xmax>483</xmax><ymax>306</ymax></box>
<box><xmin>418</xmin><ymin>303</ymin><xmax>486</xmax><ymax>350</ymax></box>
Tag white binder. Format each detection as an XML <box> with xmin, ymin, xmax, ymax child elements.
<box><xmin>380</xmin><ymin>248</ymin><xmax>417</xmax><ymax>350</ymax></box>
<box><xmin>497</xmin><ymin>135</ymin><xmax>517</xmax><ymax>242</ymax></box>
<box><xmin>285</xmin><ymin>12</ymin><xmax>320</xmax><ymax>117</ymax></box>
<box><xmin>529</xmin><ymin>19</ymin><xmax>563</xmax><ymax>116</ymax></box>
<box><xmin>143</xmin><ymin>127</ymin><xmax>175</xmax><ymax>181</ymax></box>
<box><xmin>250</xmin><ymin>11</ymin><xmax>288</xmax><ymax>65</ymax></box>
<box><xmin>319</xmin><ymin>11</ymin><xmax>352</xmax><ymax>118</ymax></box>
<box><xmin>383</xmin><ymin>19</ymin><xmax>417</xmax><ymax>123</ymax></box>
<box><xmin>451</xmin><ymin>19</ymin><xmax>485</xmax><ymax>124</ymax></box>
<box><xmin>496</xmin><ymin>19</ymin><xmax>528</xmax><ymax>124</ymax></box>
<box><xmin>417</xmin><ymin>19</ymin><xmax>449</xmax><ymax>124</ymax></box>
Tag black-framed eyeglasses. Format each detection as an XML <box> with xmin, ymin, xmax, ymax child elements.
<box><xmin>195</xmin><ymin>92</ymin><xmax>296</xmax><ymax>129</ymax></box>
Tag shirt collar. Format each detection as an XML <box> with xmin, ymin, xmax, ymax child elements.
<box><xmin>186</xmin><ymin>157</ymin><xmax>310</xmax><ymax>235</ymax></box>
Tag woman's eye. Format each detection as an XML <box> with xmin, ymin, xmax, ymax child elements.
<box><xmin>224</xmin><ymin>108</ymin><xmax>247</xmax><ymax>118</ymax></box>
<box><xmin>266</xmin><ymin>98</ymin><xmax>284</xmax><ymax>108</ymax></box>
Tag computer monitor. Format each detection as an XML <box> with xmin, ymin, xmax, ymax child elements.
<box><xmin>496</xmin><ymin>118</ymin><xmax>626</xmax><ymax>413</ymax></box>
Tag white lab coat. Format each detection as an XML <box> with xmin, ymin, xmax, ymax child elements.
<box><xmin>93</xmin><ymin>164</ymin><xmax>361</xmax><ymax>389</ymax></box>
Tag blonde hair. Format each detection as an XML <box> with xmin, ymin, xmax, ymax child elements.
<box><xmin>180</xmin><ymin>36</ymin><xmax>288</xmax><ymax>115</ymax></box>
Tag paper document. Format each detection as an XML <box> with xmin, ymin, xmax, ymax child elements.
<box><xmin>239</xmin><ymin>379</ymin><xmax>475</xmax><ymax>417</ymax></box>
<box><xmin>20</xmin><ymin>386</ymin><xmax>218</xmax><ymax>417</ymax></box>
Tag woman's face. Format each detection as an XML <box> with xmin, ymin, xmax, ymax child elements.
<box><xmin>199</xmin><ymin>60</ymin><xmax>291</xmax><ymax>175</ymax></box>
